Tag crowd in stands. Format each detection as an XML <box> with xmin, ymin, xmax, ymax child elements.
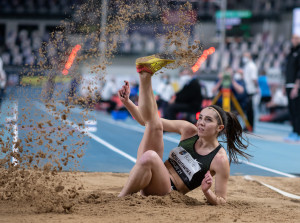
<box><xmin>1</xmin><ymin>29</ymin><xmax>44</xmax><ymax>66</ymax></box>
<box><xmin>1</xmin><ymin>0</ymin><xmax>298</xmax><ymax>132</ymax></box>
<box><xmin>0</xmin><ymin>0</ymin><xmax>78</xmax><ymax>16</ymax></box>
<box><xmin>0</xmin><ymin>27</ymin><xmax>291</xmax><ymax>124</ymax></box>
<box><xmin>0</xmin><ymin>27</ymin><xmax>292</xmax><ymax>75</ymax></box>
<box><xmin>1</xmin><ymin>0</ymin><xmax>300</xmax><ymax>19</ymax></box>
<box><xmin>200</xmin><ymin>33</ymin><xmax>290</xmax><ymax>73</ymax></box>
<box><xmin>1</xmin><ymin>28</ymin><xmax>71</xmax><ymax>70</ymax></box>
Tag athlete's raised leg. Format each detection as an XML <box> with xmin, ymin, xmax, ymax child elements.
<box><xmin>118</xmin><ymin>73</ymin><xmax>170</xmax><ymax>197</ymax></box>
<box><xmin>136</xmin><ymin>71</ymin><xmax>164</xmax><ymax>159</ymax></box>
<box><xmin>135</xmin><ymin>54</ymin><xmax>175</xmax><ymax>159</ymax></box>
<box><xmin>118</xmin><ymin>55</ymin><xmax>175</xmax><ymax>197</ymax></box>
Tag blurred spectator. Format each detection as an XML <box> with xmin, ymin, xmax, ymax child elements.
<box><xmin>156</xmin><ymin>74</ymin><xmax>174</xmax><ymax>117</ymax></box>
<box><xmin>259</xmin><ymin>87</ymin><xmax>289</xmax><ymax>123</ymax></box>
<box><xmin>0</xmin><ymin>56</ymin><xmax>7</xmax><ymax>109</ymax></box>
<box><xmin>42</xmin><ymin>58</ymin><xmax>58</xmax><ymax>102</ymax></box>
<box><xmin>243</xmin><ymin>52</ymin><xmax>259</xmax><ymax>132</ymax></box>
<box><xmin>65</xmin><ymin>73</ymin><xmax>81</xmax><ymax>105</ymax></box>
<box><xmin>283</xmin><ymin>34</ymin><xmax>300</xmax><ymax>141</ymax></box>
<box><xmin>266</xmin><ymin>87</ymin><xmax>288</xmax><ymax>113</ymax></box>
<box><xmin>258</xmin><ymin>70</ymin><xmax>271</xmax><ymax>113</ymax></box>
<box><xmin>129</xmin><ymin>79</ymin><xmax>139</xmax><ymax>104</ymax></box>
<box><xmin>164</xmin><ymin>68</ymin><xmax>202</xmax><ymax>120</ymax></box>
<box><xmin>212</xmin><ymin>67</ymin><xmax>248</xmax><ymax>112</ymax></box>
<box><xmin>99</xmin><ymin>77</ymin><xmax>118</xmax><ymax>113</ymax></box>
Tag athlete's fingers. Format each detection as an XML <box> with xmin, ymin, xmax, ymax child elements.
<box><xmin>205</xmin><ymin>171</ymin><xmax>211</xmax><ymax>177</ymax></box>
<box><xmin>205</xmin><ymin>176</ymin><xmax>212</xmax><ymax>184</ymax></box>
<box><xmin>118</xmin><ymin>90</ymin><xmax>122</xmax><ymax>98</ymax></box>
<box><xmin>118</xmin><ymin>90</ymin><xmax>125</xmax><ymax>98</ymax></box>
<box><xmin>122</xmin><ymin>87</ymin><xmax>127</xmax><ymax>95</ymax></box>
<box><xmin>125</xmin><ymin>84</ymin><xmax>129</xmax><ymax>92</ymax></box>
<box><xmin>124</xmin><ymin>81</ymin><xmax>129</xmax><ymax>89</ymax></box>
<box><xmin>207</xmin><ymin>175</ymin><xmax>213</xmax><ymax>181</ymax></box>
<box><xmin>205</xmin><ymin>172</ymin><xmax>211</xmax><ymax>179</ymax></box>
<box><xmin>204</xmin><ymin>174</ymin><xmax>209</xmax><ymax>180</ymax></box>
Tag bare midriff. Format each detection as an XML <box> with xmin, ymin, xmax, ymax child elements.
<box><xmin>164</xmin><ymin>160</ymin><xmax>190</xmax><ymax>194</ymax></box>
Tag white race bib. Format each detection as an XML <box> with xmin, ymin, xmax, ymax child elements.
<box><xmin>169</xmin><ymin>147</ymin><xmax>201</xmax><ymax>181</ymax></box>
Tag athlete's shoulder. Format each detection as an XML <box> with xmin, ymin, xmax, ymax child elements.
<box><xmin>212</xmin><ymin>147</ymin><xmax>230</xmax><ymax>172</ymax></box>
<box><xmin>180</xmin><ymin>124</ymin><xmax>198</xmax><ymax>140</ymax></box>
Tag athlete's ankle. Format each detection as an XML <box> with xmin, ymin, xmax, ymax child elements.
<box><xmin>136</xmin><ymin>65</ymin><xmax>153</xmax><ymax>75</ymax></box>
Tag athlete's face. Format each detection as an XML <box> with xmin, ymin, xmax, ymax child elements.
<box><xmin>196</xmin><ymin>108</ymin><xmax>224</xmax><ymax>138</ymax></box>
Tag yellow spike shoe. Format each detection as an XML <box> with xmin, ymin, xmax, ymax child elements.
<box><xmin>136</xmin><ymin>54</ymin><xmax>175</xmax><ymax>75</ymax></box>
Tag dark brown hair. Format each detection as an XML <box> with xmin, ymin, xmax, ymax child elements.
<box><xmin>208</xmin><ymin>105</ymin><xmax>251</xmax><ymax>163</ymax></box>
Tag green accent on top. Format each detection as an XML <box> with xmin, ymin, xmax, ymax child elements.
<box><xmin>178</xmin><ymin>135</ymin><xmax>198</xmax><ymax>155</ymax></box>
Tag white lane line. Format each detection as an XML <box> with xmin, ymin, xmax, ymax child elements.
<box><xmin>84</xmin><ymin>120</ymin><xmax>97</xmax><ymax>132</ymax></box>
<box><xmin>9</xmin><ymin>101</ymin><xmax>18</xmax><ymax>165</ymax></box>
<box><xmin>11</xmin><ymin>123</ymin><xmax>18</xmax><ymax>165</ymax></box>
<box><xmin>240</xmin><ymin>160</ymin><xmax>297</xmax><ymax>178</ymax></box>
<box><xmin>85</xmin><ymin>131</ymin><xmax>136</xmax><ymax>163</ymax></box>
<box><xmin>246</xmin><ymin>133</ymin><xmax>300</xmax><ymax>144</ymax></box>
<box><xmin>34</xmin><ymin>102</ymin><xmax>136</xmax><ymax>164</ymax></box>
<box><xmin>244</xmin><ymin>175</ymin><xmax>300</xmax><ymax>199</ymax></box>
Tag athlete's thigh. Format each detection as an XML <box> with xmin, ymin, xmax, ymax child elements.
<box><xmin>141</xmin><ymin>155</ymin><xmax>171</xmax><ymax>196</ymax></box>
<box><xmin>137</xmin><ymin>120</ymin><xmax>164</xmax><ymax>160</ymax></box>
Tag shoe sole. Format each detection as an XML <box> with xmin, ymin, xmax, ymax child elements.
<box><xmin>136</xmin><ymin>54</ymin><xmax>175</xmax><ymax>65</ymax></box>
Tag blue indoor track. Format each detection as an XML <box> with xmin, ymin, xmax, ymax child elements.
<box><xmin>1</xmin><ymin>86</ymin><xmax>299</xmax><ymax>177</ymax></box>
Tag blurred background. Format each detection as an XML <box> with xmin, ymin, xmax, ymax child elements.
<box><xmin>1</xmin><ymin>0</ymin><xmax>299</xmax><ymax>124</ymax></box>
<box><xmin>0</xmin><ymin>0</ymin><xmax>300</xmax><ymax>174</ymax></box>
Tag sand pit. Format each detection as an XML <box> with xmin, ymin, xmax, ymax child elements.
<box><xmin>0</xmin><ymin>171</ymin><xmax>299</xmax><ymax>223</ymax></box>
<box><xmin>1</xmin><ymin>1</ymin><xmax>299</xmax><ymax>223</ymax></box>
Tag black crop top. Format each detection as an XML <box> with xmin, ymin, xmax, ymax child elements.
<box><xmin>167</xmin><ymin>135</ymin><xmax>222</xmax><ymax>191</ymax></box>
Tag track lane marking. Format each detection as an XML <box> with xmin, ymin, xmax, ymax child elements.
<box><xmin>5</xmin><ymin>100</ymin><xmax>19</xmax><ymax>165</ymax></box>
<box><xmin>240</xmin><ymin>160</ymin><xmax>296</xmax><ymax>178</ymax></box>
<box><xmin>34</xmin><ymin>102</ymin><xmax>136</xmax><ymax>163</ymax></box>
<box><xmin>244</xmin><ymin>175</ymin><xmax>300</xmax><ymax>199</ymax></box>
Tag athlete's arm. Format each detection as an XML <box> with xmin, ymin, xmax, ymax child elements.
<box><xmin>161</xmin><ymin>118</ymin><xmax>197</xmax><ymax>139</ymax></box>
<box><xmin>118</xmin><ymin>80</ymin><xmax>198</xmax><ymax>137</ymax></box>
<box><xmin>119</xmin><ymin>98</ymin><xmax>198</xmax><ymax>137</ymax></box>
<box><xmin>201</xmin><ymin>154</ymin><xmax>229</xmax><ymax>205</ymax></box>
<box><xmin>118</xmin><ymin>81</ymin><xmax>145</xmax><ymax>126</ymax></box>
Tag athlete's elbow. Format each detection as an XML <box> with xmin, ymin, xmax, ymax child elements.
<box><xmin>138</xmin><ymin>120</ymin><xmax>145</xmax><ymax>126</ymax></box>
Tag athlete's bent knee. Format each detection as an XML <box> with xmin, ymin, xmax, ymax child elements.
<box><xmin>138</xmin><ymin>150</ymin><xmax>160</xmax><ymax>168</ymax></box>
<box><xmin>145</xmin><ymin>120</ymin><xmax>163</xmax><ymax>132</ymax></box>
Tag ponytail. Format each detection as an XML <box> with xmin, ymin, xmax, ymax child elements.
<box><xmin>208</xmin><ymin>105</ymin><xmax>251</xmax><ymax>163</ymax></box>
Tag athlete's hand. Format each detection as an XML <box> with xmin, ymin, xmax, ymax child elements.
<box><xmin>118</xmin><ymin>80</ymin><xmax>130</xmax><ymax>103</ymax></box>
<box><xmin>201</xmin><ymin>171</ymin><xmax>213</xmax><ymax>193</ymax></box>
